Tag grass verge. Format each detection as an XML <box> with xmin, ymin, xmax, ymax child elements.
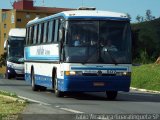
<box><xmin>131</xmin><ymin>63</ymin><xmax>160</xmax><ymax>91</ymax></box>
<box><xmin>0</xmin><ymin>90</ymin><xmax>27</xmax><ymax>120</ymax></box>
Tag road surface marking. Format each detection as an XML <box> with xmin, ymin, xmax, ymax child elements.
<box><xmin>18</xmin><ymin>96</ymin><xmax>51</xmax><ymax>106</ymax></box>
<box><xmin>130</xmin><ymin>87</ymin><xmax>160</xmax><ymax>94</ymax></box>
<box><xmin>120</xmin><ymin>92</ymin><xmax>154</xmax><ymax>97</ymax></box>
<box><xmin>60</xmin><ymin>108</ymin><xmax>84</xmax><ymax>113</ymax></box>
<box><xmin>18</xmin><ymin>96</ymin><xmax>84</xmax><ymax>113</ymax></box>
<box><xmin>55</xmin><ymin>106</ymin><xmax>60</xmax><ymax>108</ymax></box>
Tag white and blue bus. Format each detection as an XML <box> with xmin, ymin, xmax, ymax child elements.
<box><xmin>4</xmin><ymin>28</ymin><xmax>26</xmax><ymax>79</ymax></box>
<box><xmin>25</xmin><ymin>9</ymin><xmax>132</xmax><ymax>100</ymax></box>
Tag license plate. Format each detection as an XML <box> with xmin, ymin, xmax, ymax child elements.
<box><xmin>93</xmin><ymin>82</ymin><xmax>105</xmax><ymax>86</ymax></box>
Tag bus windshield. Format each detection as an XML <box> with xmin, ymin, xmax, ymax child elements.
<box><xmin>64</xmin><ymin>20</ymin><xmax>131</xmax><ymax>64</ymax></box>
<box><xmin>8</xmin><ymin>37</ymin><xmax>25</xmax><ymax>63</ymax></box>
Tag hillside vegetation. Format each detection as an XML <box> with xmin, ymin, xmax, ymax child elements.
<box><xmin>132</xmin><ymin>18</ymin><xmax>160</xmax><ymax>63</ymax></box>
<box><xmin>132</xmin><ymin>64</ymin><xmax>160</xmax><ymax>91</ymax></box>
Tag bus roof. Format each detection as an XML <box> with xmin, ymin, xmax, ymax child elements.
<box><xmin>9</xmin><ymin>28</ymin><xmax>26</xmax><ymax>37</ymax></box>
<box><xmin>27</xmin><ymin>10</ymin><xmax>129</xmax><ymax>26</ymax></box>
<box><xmin>62</xmin><ymin>10</ymin><xmax>127</xmax><ymax>18</ymax></box>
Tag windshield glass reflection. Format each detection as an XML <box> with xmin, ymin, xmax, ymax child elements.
<box><xmin>64</xmin><ymin>20</ymin><xmax>131</xmax><ymax>64</ymax></box>
<box><xmin>8</xmin><ymin>37</ymin><xmax>25</xmax><ymax>63</ymax></box>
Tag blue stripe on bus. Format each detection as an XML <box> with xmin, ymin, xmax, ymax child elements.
<box><xmin>26</xmin><ymin>55</ymin><xmax>59</xmax><ymax>58</ymax></box>
<box><xmin>25</xmin><ymin>73</ymin><xmax>53</xmax><ymax>89</ymax></box>
<box><xmin>71</xmin><ymin>67</ymin><xmax>127</xmax><ymax>71</ymax></box>
<box><xmin>25</xmin><ymin>73</ymin><xmax>131</xmax><ymax>92</ymax></box>
<box><xmin>26</xmin><ymin>56</ymin><xmax>59</xmax><ymax>60</ymax></box>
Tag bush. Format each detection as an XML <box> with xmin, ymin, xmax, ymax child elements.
<box><xmin>131</xmin><ymin>18</ymin><xmax>160</xmax><ymax>63</ymax></box>
<box><xmin>133</xmin><ymin>49</ymin><xmax>155</xmax><ymax>64</ymax></box>
<box><xmin>0</xmin><ymin>53</ymin><xmax>6</xmax><ymax>68</ymax></box>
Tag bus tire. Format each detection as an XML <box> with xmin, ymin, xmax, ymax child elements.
<box><xmin>54</xmin><ymin>72</ymin><xmax>63</xmax><ymax>97</ymax></box>
<box><xmin>40</xmin><ymin>86</ymin><xmax>47</xmax><ymax>91</ymax></box>
<box><xmin>31</xmin><ymin>69</ymin><xmax>39</xmax><ymax>91</ymax></box>
<box><xmin>6</xmin><ymin>73</ymin><xmax>11</xmax><ymax>79</ymax></box>
<box><xmin>106</xmin><ymin>91</ymin><xmax>118</xmax><ymax>100</ymax></box>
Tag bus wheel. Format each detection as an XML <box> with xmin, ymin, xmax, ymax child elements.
<box><xmin>6</xmin><ymin>72</ymin><xmax>11</xmax><ymax>79</ymax></box>
<box><xmin>31</xmin><ymin>70</ymin><xmax>39</xmax><ymax>91</ymax></box>
<box><xmin>5</xmin><ymin>72</ymin><xmax>11</xmax><ymax>79</ymax></box>
<box><xmin>106</xmin><ymin>91</ymin><xmax>118</xmax><ymax>100</ymax></box>
<box><xmin>39</xmin><ymin>86</ymin><xmax>47</xmax><ymax>91</ymax></box>
<box><xmin>54</xmin><ymin>73</ymin><xmax>63</xmax><ymax>97</ymax></box>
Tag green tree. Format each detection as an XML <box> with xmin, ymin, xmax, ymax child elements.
<box><xmin>140</xmin><ymin>16</ymin><xmax>144</xmax><ymax>22</ymax></box>
<box><xmin>0</xmin><ymin>53</ymin><xmax>7</xmax><ymax>68</ymax></box>
<box><xmin>136</xmin><ymin>15</ymin><xmax>141</xmax><ymax>22</ymax></box>
<box><xmin>132</xmin><ymin>17</ymin><xmax>160</xmax><ymax>63</ymax></box>
<box><xmin>136</xmin><ymin>15</ymin><xmax>144</xmax><ymax>22</ymax></box>
<box><xmin>145</xmin><ymin>9</ymin><xmax>155</xmax><ymax>21</ymax></box>
<box><xmin>126</xmin><ymin>13</ymin><xmax>131</xmax><ymax>20</ymax></box>
<box><xmin>139</xmin><ymin>49</ymin><xmax>149</xmax><ymax>64</ymax></box>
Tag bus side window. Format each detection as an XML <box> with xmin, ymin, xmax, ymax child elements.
<box><xmin>52</xmin><ymin>20</ymin><xmax>55</xmax><ymax>42</ymax></box>
<box><xmin>29</xmin><ymin>26</ymin><xmax>34</xmax><ymax>45</ymax></box>
<box><xmin>31</xmin><ymin>26</ymin><xmax>34</xmax><ymax>45</ymax></box>
<box><xmin>43</xmin><ymin>22</ymin><xmax>49</xmax><ymax>43</ymax></box>
<box><xmin>33</xmin><ymin>25</ymin><xmax>38</xmax><ymax>44</ymax></box>
<box><xmin>41</xmin><ymin>23</ymin><xmax>44</xmax><ymax>44</ymax></box>
<box><xmin>36</xmin><ymin>24</ymin><xmax>39</xmax><ymax>44</ymax></box>
<box><xmin>38</xmin><ymin>24</ymin><xmax>41</xmax><ymax>44</ymax></box>
<box><xmin>26</xmin><ymin>27</ymin><xmax>29</xmax><ymax>45</ymax></box>
<box><xmin>38</xmin><ymin>23</ymin><xmax>44</xmax><ymax>44</ymax></box>
<box><xmin>28</xmin><ymin>27</ymin><xmax>31</xmax><ymax>45</ymax></box>
<box><xmin>48</xmin><ymin>20</ymin><xmax>55</xmax><ymax>43</ymax></box>
<box><xmin>54</xmin><ymin>19</ymin><xmax>59</xmax><ymax>42</ymax></box>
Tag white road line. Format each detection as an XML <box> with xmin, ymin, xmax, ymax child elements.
<box><xmin>18</xmin><ymin>96</ymin><xmax>84</xmax><ymax>114</ymax></box>
<box><xmin>120</xmin><ymin>92</ymin><xmax>154</xmax><ymax>97</ymax></box>
<box><xmin>60</xmin><ymin>108</ymin><xmax>84</xmax><ymax>114</ymax></box>
<box><xmin>18</xmin><ymin>96</ymin><xmax>51</xmax><ymax>106</ymax></box>
<box><xmin>55</xmin><ymin>106</ymin><xmax>60</xmax><ymax>108</ymax></box>
<box><xmin>130</xmin><ymin>87</ymin><xmax>160</xmax><ymax>94</ymax></box>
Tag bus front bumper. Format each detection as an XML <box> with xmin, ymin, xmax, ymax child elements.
<box><xmin>7</xmin><ymin>67</ymin><xmax>24</xmax><ymax>79</ymax></box>
<box><xmin>58</xmin><ymin>75</ymin><xmax>131</xmax><ymax>92</ymax></box>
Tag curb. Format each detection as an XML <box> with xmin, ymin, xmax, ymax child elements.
<box><xmin>130</xmin><ymin>87</ymin><xmax>160</xmax><ymax>94</ymax></box>
<box><xmin>0</xmin><ymin>92</ymin><xmax>26</xmax><ymax>104</ymax></box>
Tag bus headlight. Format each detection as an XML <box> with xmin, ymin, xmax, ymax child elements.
<box><xmin>65</xmin><ymin>71</ymin><xmax>82</xmax><ymax>76</ymax></box>
<box><xmin>116</xmin><ymin>72</ymin><xmax>131</xmax><ymax>76</ymax></box>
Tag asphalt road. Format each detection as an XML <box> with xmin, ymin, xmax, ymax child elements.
<box><xmin>0</xmin><ymin>78</ymin><xmax>160</xmax><ymax>120</ymax></box>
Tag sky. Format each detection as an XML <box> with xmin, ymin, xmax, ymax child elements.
<box><xmin>0</xmin><ymin>0</ymin><xmax>160</xmax><ymax>22</ymax></box>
